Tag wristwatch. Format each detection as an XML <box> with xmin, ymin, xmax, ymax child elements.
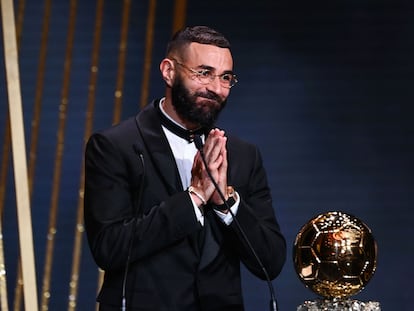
<box><xmin>214</xmin><ymin>186</ymin><xmax>236</xmax><ymax>211</ymax></box>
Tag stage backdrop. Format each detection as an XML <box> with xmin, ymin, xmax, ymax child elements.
<box><xmin>1</xmin><ymin>0</ymin><xmax>413</xmax><ymax>310</ymax></box>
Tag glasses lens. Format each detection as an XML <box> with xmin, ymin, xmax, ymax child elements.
<box><xmin>219</xmin><ymin>74</ymin><xmax>237</xmax><ymax>88</ymax></box>
<box><xmin>196</xmin><ymin>70</ymin><xmax>212</xmax><ymax>84</ymax></box>
<box><xmin>174</xmin><ymin>59</ymin><xmax>238</xmax><ymax>88</ymax></box>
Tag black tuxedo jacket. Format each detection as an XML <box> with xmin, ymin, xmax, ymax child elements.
<box><xmin>84</xmin><ymin>100</ymin><xmax>286</xmax><ymax>310</ymax></box>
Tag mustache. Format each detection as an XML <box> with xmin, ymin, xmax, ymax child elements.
<box><xmin>194</xmin><ymin>91</ymin><xmax>222</xmax><ymax>102</ymax></box>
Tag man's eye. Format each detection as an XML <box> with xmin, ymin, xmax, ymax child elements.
<box><xmin>221</xmin><ymin>74</ymin><xmax>232</xmax><ymax>82</ymax></box>
<box><xmin>197</xmin><ymin>69</ymin><xmax>211</xmax><ymax>77</ymax></box>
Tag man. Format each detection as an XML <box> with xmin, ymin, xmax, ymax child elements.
<box><xmin>84</xmin><ymin>25</ymin><xmax>286</xmax><ymax>311</ymax></box>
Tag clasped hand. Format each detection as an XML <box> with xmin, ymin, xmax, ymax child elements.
<box><xmin>190</xmin><ymin>128</ymin><xmax>228</xmax><ymax>206</ymax></box>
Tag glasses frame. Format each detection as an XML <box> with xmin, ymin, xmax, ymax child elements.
<box><xmin>171</xmin><ymin>58</ymin><xmax>238</xmax><ymax>89</ymax></box>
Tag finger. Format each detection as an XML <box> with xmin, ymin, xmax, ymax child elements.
<box><xmin>191</xmin><ymin>152</ymin><xmax>204</xmax><ymax>179</ymax></box>
<box><xmin>204</xmin><ymin>129</ymin><xmax>224</xmax><ymax>154</ymax></box>
<box><xmin>205</xmin><ymin>136</ymin><xmax>225</xmax><ymax>164</ymax></box>
<box><xmin>202</xmin><ymin>131</ymin><xmax>216</xmax><ymax>157</ymax></box>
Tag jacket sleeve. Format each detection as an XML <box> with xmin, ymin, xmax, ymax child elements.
<box><xmin>83</xmin><ymin>132</ymin><xmax>200</xmax><ymax>271</ymax></box>
<box><xmin>225</xmin><ymin>140</ymin><xmax>286</xmax><ymax>280</ymax></box>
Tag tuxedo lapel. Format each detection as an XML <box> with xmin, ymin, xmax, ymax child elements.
<box><xmin>135</xmin><ymin>100</ymin><xmax>183</xmax><ymax>194</ymax></box>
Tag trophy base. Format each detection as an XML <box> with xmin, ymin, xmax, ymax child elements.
<box><xmin>297</xmin><ymin>298</ymin><xmax>381</xmax><ymax>311</ymax></box>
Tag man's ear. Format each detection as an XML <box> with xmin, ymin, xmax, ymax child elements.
<box><xmin>160</xmin><ymin>58</ymin><xmax>175</xmax><ymax>87</ymax></box>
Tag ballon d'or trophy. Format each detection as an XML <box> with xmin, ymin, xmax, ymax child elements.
<box><xmin>293</xmin><ymin>211</ymin><xmax>381</xmax><ymax>310</ymax></box>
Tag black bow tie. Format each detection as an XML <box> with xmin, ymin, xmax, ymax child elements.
<box><xmin>157</xmin><ymin>103</ymin><xmax>207</xmax><ymax>143</ymax></box>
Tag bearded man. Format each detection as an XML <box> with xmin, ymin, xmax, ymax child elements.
<box><xmin>84</xmin><ymin>25</ymin><xmax>286</xmax><ymax>311</ymax></box>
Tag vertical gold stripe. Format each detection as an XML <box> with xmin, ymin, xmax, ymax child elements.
<box><xmin>11</xmin><ymin>0</ymin><xmax>22</xmax><ymax>297</ymax></box>
<box><xmin>28</xmin><ymin>0</ymin><xmax>52</xmax><ymax>200</ymax></box>
<box><xmin>67</xmin><ymin>0</ymin><xmax>105</xmax><ymax>310</ymax></box>
<box><xmin>14</xmin><ymin>0</ymin><xmax>25</xmax><ymax>44</ymax></box>
<box><xmin>40</xmin><ymin>0</ymin><xmax>77</xmax><ymax>310</ymax></box>
<box><xmin>112</xmin><ymin>0</ymin><xmax>131</xmax><ymax>125</ymax></box>
<box><xmin>2</xmin><ymin>0</ymin><xmax>32</xmax><ymax>310</ymax></box>
<box><xmin>1</xmin><ymin>0</ymin><xmax>38</xmax><ymax>308</ymax></box>
<box><xmin>139</xmin><ymin>0</ymin><xmax>157</xmax><ymax>109</ymax></box>
<box><xmin>2</xmin><ymin>0</ymin><xmax>26</xmax><ymax>310</ymax></box>
<box><xmin>15</xmin><ymin>0</ymin><xmax>50</xmax><ymax>307</ymax></box>
<box><xmin>172</xmin><ymin>0</ymin><xmax>187</xmax><ymax>34</ymax></box>
<box><xmin>0</xmin><ymin>0</ymin><xmax>24</xmax><ymax>215</ymax></box>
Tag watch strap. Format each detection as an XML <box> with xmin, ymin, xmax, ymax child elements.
<box><xmin>214</xmin><ymin>196</ymin><xmax>236</xmax><ymax>211</ymax></box>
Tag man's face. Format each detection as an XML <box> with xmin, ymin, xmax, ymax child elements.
<box><xmin>171</xmin><ymin>43</ymin><xmax>233</xmax><ymax>128</ymax></box>
<box><xmin>171</xmin><ymin>75</ymin><xmax>227</xmax><ymax>128</ymax></box>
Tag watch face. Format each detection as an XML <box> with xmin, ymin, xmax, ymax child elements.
<box><xmin>227</xmin><ymin>186</ymin><xmax>235</xmax><ymax>197</ymax></box>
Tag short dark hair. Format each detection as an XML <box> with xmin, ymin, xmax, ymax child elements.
<box><xmin>166</xmin><ymin>26</ymin><xmax>231</xmax><ymax>58</ymax></box>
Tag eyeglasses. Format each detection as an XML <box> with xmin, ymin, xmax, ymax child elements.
<box><xmin>172</xmin><ymin>58</ymin><xmax>238</xmax><ymax>89</ymax></box>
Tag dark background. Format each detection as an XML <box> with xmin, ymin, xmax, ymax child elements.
<box><xmin>1</xmin><ymin>0</ymin><xmax>413</xmax><ymax>310</ymax></box>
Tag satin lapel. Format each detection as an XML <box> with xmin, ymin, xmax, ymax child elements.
<box><xmin>135</xmin><ymin>100</ymin><xmax>183</xmax><ymax>194</ymax></box>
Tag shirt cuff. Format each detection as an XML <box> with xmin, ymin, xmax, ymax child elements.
<box><xmin>188</xmin><ymin>192</ymin><xmax>204</xmax><ymax>226</ymax></box>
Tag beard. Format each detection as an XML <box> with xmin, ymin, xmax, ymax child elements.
<box><xmin>171</xmin><ymin>77</ymin><xmax>227</xmax><ymax>129</ymax></box>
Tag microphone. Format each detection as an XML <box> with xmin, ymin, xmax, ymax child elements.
<box><xmin>193</xmin><ymin>135</ymin><xmax>279</xmax><ymax>311</ymax></box>
<box><xmin>121</xmin><ymin>143</ymin><xmax>146</xmax><ymax>311</ymax></box>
